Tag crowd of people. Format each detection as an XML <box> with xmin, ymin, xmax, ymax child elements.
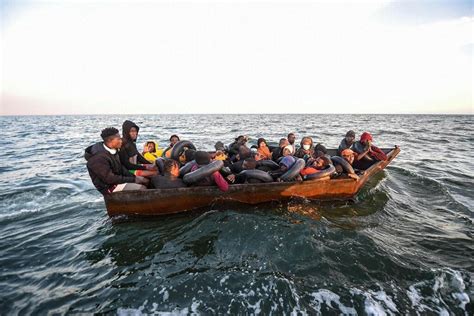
<box><xmin>85</xmin><ymin>120</ymin><xmax>388</xmax><ymax>195</ymax></box>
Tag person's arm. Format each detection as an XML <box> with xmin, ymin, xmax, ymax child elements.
<box><xmin>89</xmin><ymin>156</ymin><xmax>135</xmax><ymax>185</ymax></box>
<box><xmin>119</xmin><ymin>148</ymin><xmax>147</xmax><ymax>170</ymax></box>
<box><xmin>212</xmin><ymin>171</ymin><xmax>229</xmax><ymax>192</ymax></box>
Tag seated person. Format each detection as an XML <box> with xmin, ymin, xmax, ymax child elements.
<box><xmin>300</xmin><ymin>156</ymin><xmax>331</xmax><ymax>176</ymax></box>
<box><xmin>256</xmin><ymin>138</ymin><xmax>272</xmax><ymax>160</ymax></box>
<box><xmin>226</xmin><ymin>158</ymin><xmax>262</xmax><ymax>184</ymax></box>
<box><xmin>352</xmin><ymin>132</ymin><xmax>387</xmax><ymax>169</ymax></box>
<box><xmin>85</xmin><ymin>127</ymin><xmax>149</xmax><ymax>195</ymax></box>
<box><xmin>228</xmin><ymin>135</ymin><xmax>249</xmax><ymax>159</ymax></box>
<box><xmin>272</xmin><ymin>138</ymin><xmax>289</xmax><ymax>162</ymax></box>
<box><xmin>337</xmin><ymin>149</ymin><xmax>360</xmax><ymax>180</ymax></box>
<box><xmin>151</xmin><ymin>159</ymin><xmax>186</xmax><ymax>189</ymax></box>
<box><xmin>295</xmin><ymin>137</ymin><xmax>314</xmax><ymax>160</ymax></box>
<box><xmin>119</xmin><ymin>120</ymin><xmax>157</xmax><ymax>177</ymax></box>
<box><xmin>338</xmin><ymin>130</ymin><xmax>356</xmax><ymax>155</ymax></box>
<box><xmin>287</xmin><ymin>133</ymin><xmax>297</xmax><ymax>154</ymax></box>
<box><xmin>269</xmin><ymin>155</ymin><xmax>302</xmax><ymax>182</ymax></box>
<box><xmin>142</xmin><ymin>141</ymin><xmax>164</xmax><ymax>163</ymax></box>
<box><xmin>162</xmin><ymin>134</ymin><xmax>180</xmax><ymax>158</ymax></box>
<box><xmin>190</xmin><ymin>151</ymin><xmax>229</xmax><ymax>192</ymax></box>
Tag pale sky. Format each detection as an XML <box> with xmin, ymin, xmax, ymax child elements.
<box><xmin>1</xmin><ymin>0</ymin><xmax>473</xmax><ymax>115</ymax></box>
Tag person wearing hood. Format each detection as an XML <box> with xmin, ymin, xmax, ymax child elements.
<box><xmin>162</xmin><ymin>134</ymin><xmax>180</xmax><ymax>158</ymax></box>
<box><xmin>256</xmin><ymin>138</ymin><xmax>272</xmax><ymax>160</ymax></box>
<box><xmin>190</xmin><ymin>151</ymin><xmax>229</xmax><ymax>192</ymax></box>
<box><xmin>352</xmin><ymin>132</ymin><xmax>388</xmax><ymax>169</ymax></box>
<box><xmin>151</xmin><ymin>159</ymin><xmax>186</xmax><ymax>189</ymax></box>
<box><xmin>84</xmin><ymin>127</ymin><xmax>149</xmax><ymax>195</ymax></box>
<box><xmin>295</xmin><ymin>137</ymin><xmax>314</xmax><ymax>160</ymax></box>
<box><xmin>338</xmin><ymin>130</ymin><xmax>356</xmax><ymax>155</ymax></box>
<box><xmin>119</xmin><ymin>120</ymin><xmax>157</xmax><ymax>176</ymax></box>
<box><xmin>142</xmin><ymin>141</ymin><xmax>164</xmax><ymax>163</ymax></box>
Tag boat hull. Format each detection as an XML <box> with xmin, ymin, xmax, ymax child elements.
<box><xmin>105</xmin><ymin>147</ymin><xmax>400</xmax><ymax>216</ymax></box>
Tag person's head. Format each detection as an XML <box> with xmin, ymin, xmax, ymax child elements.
<box><xmin>238</xmin><ymin>145</ymin><xmax>251</xmax><ymax>160</ymax></box>
<box><xmin>214</xmin><ymin>141</ymin><xmax>226</xmax><ymax>151</ymax></box>
<box><xmin>279</xmin><ymin>138</ymin><xmax>289</xmax><ymax>148</ymax></box>
<box><xmin>282</xmin><ymin>145</ymin><xmax>293</xmax><ymax>157</ymax></box>
<box><xmin>235</xmin><ymin>135</ymin><xmax>248</xmax><ymax>145</ymax></box>
<box><xmin>300</xmin><ymin>137</ymin><xmax>313</xmax><ymax>151</ymax></box>
<box><xmin>184</xmin><ymin>149</ymin><xmax>196</xmax><ymax>162</ymax></box>
<box><xmin>169</xmin><ymin>135</ymin><xmax>180</xmax><ymax>146</ymax></box>
<box><xmin>101</xmin><ymin>127</ymin><xmax>122</xmax><ymax>149</ymax></box>
<box><xmin>345</xmin><ymin>130</ymin><xmax>356</xmax><ymax>144</ymax></box>
<box><xmin>146</xmin><ymin>141</ymin><xmax>156</xmax><ymax>152</ymax></box>
<box><xmin>194</xmin><ymin>151</ymin><xmax>211</xmax><ymax>165</ymax></box>
<box><xmin>341</xmin><ymin>149</ymin><xmax>355</xmax><ymax>165</ymax></box>
<box><xmin>128</xmin><ymin>127</ymin><xmax>138</xmax><ymax>141</ymax></box>
<box><xmin>287</xmin><ymin>133</ymin><xmax>296</xmax><ymax>145</ymax></box>
<box><xmin>360</xmin><ymin>132</ymin><xmax>373</xmax><ymax>145</ymax></box>
<box><xmin>242</xmin><ymin>158</ymin><xmax>257</xmax><ymax>170</ymax></box>
<box><xmin>311</xmin><ymin>156</ymin><xmax>331</xmax><ymax>170</ymax></box>
<box><xmin>253</xmin><ymin>151</ymin><xmax>265</xmax><ymax>161</ymax></box>
<box><xmin>163</xmin><ymin>159</ymin><xmax>180</xmax><ymax>177</ymax></box>
<box><xmin>257</xmin><ymin>138</ymin><xmax>268</xmax><ymax>149</ymax></box>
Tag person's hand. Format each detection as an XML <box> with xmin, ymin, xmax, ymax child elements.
<box><xmin>145</xmin><ymin>164</ymin><xmax>157</xmax><ymax>171</ymax></box>
<box><xmin>348</xmin><ymin>173</ymin><xmax>359</xmax><ymax>180</ymax></box>
<box><xmin>143</xmin><ymin>145</ymin><xmax>150</xmax><ymax>153</ymax></box>
<box><xmin>135</xmin><ymin>176</ymin><xmax>149</xmax><ymax>185</ymax></box>
<box><xmin>226</xmin><ymin>174</ymin><xmax>236</xmax><ymax>183</ymax></box>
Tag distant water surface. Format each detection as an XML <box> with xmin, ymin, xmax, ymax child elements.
<box><xmin>0</xmin><ymin>114</ymin><xmax>472</xmax><ymax>314</ymax></box>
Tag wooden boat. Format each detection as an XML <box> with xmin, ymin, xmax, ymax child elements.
<box><xmin>105</xmin><ymin>146</ymin><xmax>400</xmax><ymax>217</ymax></box>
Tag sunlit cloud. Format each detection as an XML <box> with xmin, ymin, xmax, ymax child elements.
<box><xmin>1</xmin><ymin>1</ymin><xmax>472</xmax><ymax>115</ymax></box>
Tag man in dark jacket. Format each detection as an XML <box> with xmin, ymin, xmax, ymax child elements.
<box><xmin>85</xmin><ymin>127</ymin><xmax>149</xmax><ymax>195</ymax></box>
<box><xmin>119</xmin><ymin>120</ymin><xmax>157</xmax><ymax>175</ymax></box>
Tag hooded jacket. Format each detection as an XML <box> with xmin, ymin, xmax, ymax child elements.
<box><xmin>85</xmin><ymin>142</ymin><xmax>135</xmax><ymax>195</ymax></box>
<box><xmin>119</xmin><ymin>120</ymin><xmax>150</xmax><ymax>170</ymax></box>
<box><xmin>143</xmin><ymin>141</ymin><xmax>164</xmax><ymax>163</ymax></box>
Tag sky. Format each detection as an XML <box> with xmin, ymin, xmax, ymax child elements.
<box><xmin>0</xmin><ymin>0</ymin><xmax>472</xmax><ymax>115</ymax></box>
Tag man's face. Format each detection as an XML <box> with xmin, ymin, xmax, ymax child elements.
<box><xmin>288</xmin><ymin>134</ymin><xmax>295</xmax><ymax>144</ymax></box>
<box><xmin>170</xmin><ymin>136</ymin><xmax>179</xmax><ymax>146</ymax></box>
<box><xmin>342</xmin><ymin>152</ymin><xmax>354</xmax><ymax>164</ymax></box>
<box><xmin>345</xmin><ymin>136</ymin><xmax>354</xmax><ymax>144</ymax></box>
<box><xmin>147</xmin><ymin>143</ymin><xmax>155</xmax><ymax>152</ymax></box>
<box><xmin>107</xmin><ymin>134</ymin><xmax>122</xmax><ymax>149</ymax></box>
<box><xmin>313</xmin><ymin>158</ymin><xmax>325</xmax><ymax>169</ymax></box>
<box><xmin>280</xmin><ymin>140</ymin><xmax>289</xmax><ymax>148</ymax></box>
<box><xmin>254</xmin><ymin>152</ymin><xmax>264</xmax><ymax>161</ymax></box>
<box><xmin>129</xmin><ymin>127</ymin><xmax>138</xmax><ymax>141</ymax></box>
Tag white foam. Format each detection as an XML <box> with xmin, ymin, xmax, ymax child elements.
<box><xmin>310</xmin><ymin>289</ymin><xmax>357</xmax><ymax>315</ymax></box>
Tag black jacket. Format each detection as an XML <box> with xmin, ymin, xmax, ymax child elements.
<box><xmin>119</xmin><ymin>120</ymin><xmax>150</xmax><ymax>170</ymax></box>
<box><xmin>85</xmin><ymin>142</ymin><xmax>135</xmax><ymax>195</ymax></box>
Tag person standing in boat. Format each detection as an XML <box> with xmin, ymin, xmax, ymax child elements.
<box><xmin>119</xmin><ymin>120</ymin><xmax>157</xmax><ymax>177</ymax></box>
<box><xmin>351</xmin><ymin>132</ymin><xmax>387</xmax><ymax>169</ymax></box>
<box><xmin>162</xmin><ymin>134</ymin><xmax>180</xmax><ymax>158</ymax></box>
<box><xmin>151</xmin><ymin>159</ymin><xmax>186</xmax><ymax>189</ymax></box>
<box><xmin>337</xmin><ymin>130</ymin><xmax>356</xmax><ymax>155</ymax></box>
<box><xmin>85</xmin><ymin>127</ymin><xmax>149</xmax><ymax>195</ymax></box>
